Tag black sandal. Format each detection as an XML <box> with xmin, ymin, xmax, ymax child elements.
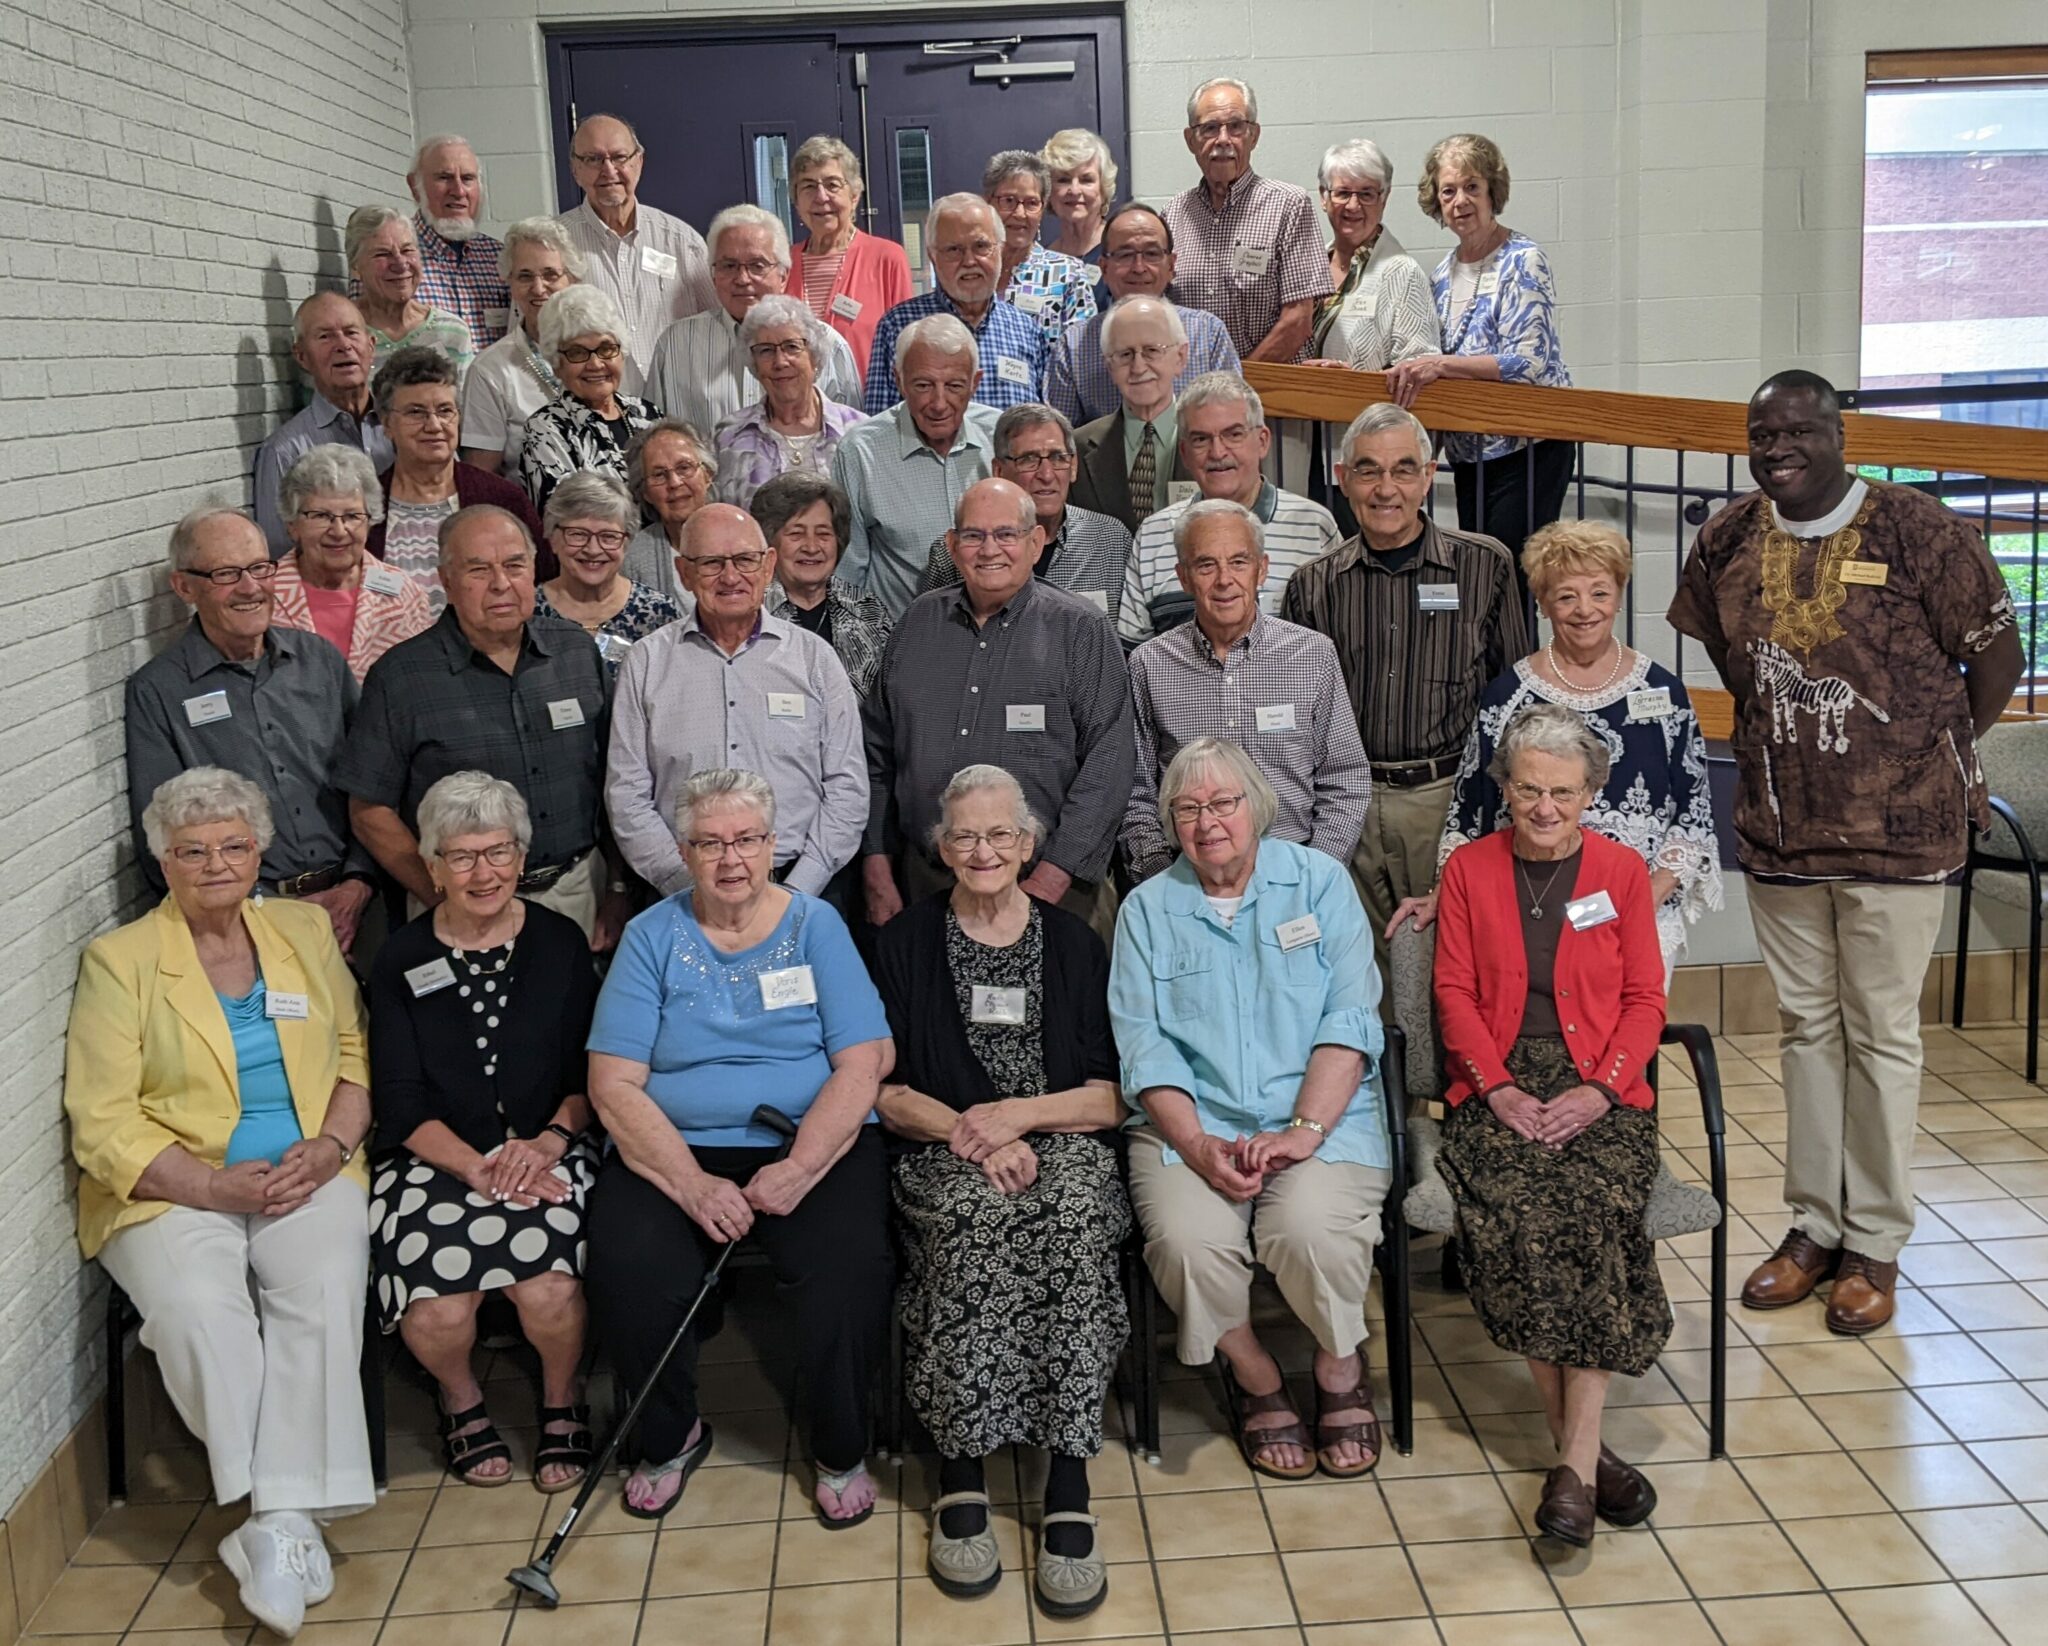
<box><xmin>621</xmin><ymin>1421</ymin><xmax>716</xmax><ymax>1521</ymax></box>
<box><xmin>534</xmin><ymin>1403</ymin><xmax>594</xmax><ymax>1495</ymax></box>
<box><xmin>439</xmin><ymin>1400</ymin><xmax>513</xmax><ymax>1487</ymax></box>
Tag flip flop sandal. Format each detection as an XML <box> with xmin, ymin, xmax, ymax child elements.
<box><xmin>814</xmin><ymin>1462</ymin><xmax>876</xmax><ymax>1530</ymax></box>
<box><xmin>1313</xmin><ymin>1362</ymin><xmax>1383</xmax><ymax>1479</ymax></box>
<box><xmin>1220</xmin><ymin>1364</ymin><xmax>1318</xmax><ymax>1482</ymax></box>
<box><xmin>533</xmin><ymin>1403</ymin><xmax>594</xmax><ymax>1495</ymax></box>
<box><xmin>620</xmin><ymin>1420</ymin><xmax>715</xmax><ymax>1521</ymax></box>
<box><xmin>439</xmin><ymin>1400</ymin><xmax>513</xmax><ymax>1487</ymax></box>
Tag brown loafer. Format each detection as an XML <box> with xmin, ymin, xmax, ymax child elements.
<box><xmin>1825</xmin><ymin>1251</ymin><xmax>1899</xmax><ymax>1335</ymax></box>
<box><xmin>1534</xmin><ymin>1464</ymin><xmax>1596</xmax><ymax>1547</ymax></box>
<box><xmin>1741</xmin><ymin>1228</ymin><xmax>1841</xmax><ymax>1309</ymax></box>
<box><xmin>1594</xmin><ymin>1445</ymin><xmax>1657</xmax><ymax>1527</ymax></box>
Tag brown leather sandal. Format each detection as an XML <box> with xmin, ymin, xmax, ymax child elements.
<box><xmin>1312</xmin><ymin>1360</ymin><xmax>1382</xmax><ymax>1479</ymax></box>
<box><xmin>1221</xmin><ymin>1366</ymin><xmax>1318</xmax><ymax>1482</ymax></box>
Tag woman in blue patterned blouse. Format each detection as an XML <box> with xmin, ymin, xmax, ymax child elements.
<box><xmin>1386</xmin><ymin>133</ymin><xmax>1574</xmax><ymax>570</ymax></box>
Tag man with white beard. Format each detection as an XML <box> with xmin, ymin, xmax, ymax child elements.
<box><xmin>403</xmin><ymin>135</ymin><xmax>511</xmax><ymax>348</ymax></box>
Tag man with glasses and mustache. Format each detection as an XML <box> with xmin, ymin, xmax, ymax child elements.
<box><xmin>557</xmin><ymin>113</ymin><xmax>717</xmax><ymax>380</ymax></box>
<box><xmin>607</xmin><ymin>505</ymin><xmax>866</xmax><ymax>905</ymax></box>
<box><xmin>125</xmin><ymin>507</ymin><xmax>378</xmax><ymax>951</ymax></box>
<box><xmin>1161</xmin><ymin>79</ymin><xmax>1333</xmax><ymax>363</ymax></box>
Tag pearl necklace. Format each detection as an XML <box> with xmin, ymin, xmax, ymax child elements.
<box><xmin>1546</xmin><ymin>639</ymin><xmax>1626</xmax><ymax>697</ymax></box>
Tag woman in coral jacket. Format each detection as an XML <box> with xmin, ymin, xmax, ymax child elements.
<box><xmin>784</xmin><ymin>136</ymin><xmax>913</xmax><ymax>383</ymax></box>
<box><xmin>1429</xmin><ymin>702</ymin><xmax>1670</xmax><ymax>1554</ymax></box>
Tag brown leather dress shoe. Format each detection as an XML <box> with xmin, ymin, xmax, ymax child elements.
<box><xmin>1594</xmin><ymin>1445</ymin><xmax>1657</xmax><ymax>1527</ymax></box>
<box><xmin>1741</xmin><ymin>1228</ymin><xmax>1841</xmax><ymax>1309</ymax></box>
<box><xmin>1825</xmin><ymin>1251</ymin><xmax>1899</xmax><ymax>1335</ymax></box>
<box><xmin>1535</xmin><ymin>1465</ymin><xmax>1596</xmax><ymax>1547</ymax></box>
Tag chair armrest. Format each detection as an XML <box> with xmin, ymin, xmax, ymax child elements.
<box><xmin>1660</xmin><ymin>1022</ymin><xmax>1725</xmax><ymax>1138</ymax></box>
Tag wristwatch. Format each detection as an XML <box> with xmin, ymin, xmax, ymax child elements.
<box><xmin>545</xmin><ymin>1123</ymin><xmax>582</xmax><ymax>1148</ymax></box>
<box><xmin>319</xmin><ymin>1132</ymin><xmax>358</xmax><ymax>1166</ymax></box>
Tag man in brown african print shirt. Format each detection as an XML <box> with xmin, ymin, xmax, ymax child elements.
<box><xmin>1669</xmin><ymin>370</ymin><xmax>2023</xmax><ymax>1336</ymax></box>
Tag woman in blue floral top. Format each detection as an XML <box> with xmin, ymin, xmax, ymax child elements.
<box><xmin>1387</xmin><ymin>133</ymin><xmax>1574</xmax><ymax>569</ymax></box>
<box><xmin>533</xmin><ymin>470</ymin><xmax>680</xmax><ymax>678</ymax></box>
<box><xmin>987</xmin><ymin>150</ymin><xmax>1099</xmax><ymax>351</ymax></box>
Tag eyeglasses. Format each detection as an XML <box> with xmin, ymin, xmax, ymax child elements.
<box><xmin>1107</xmin><ymin>343</ymin><xmax>1179</xmax><ymax>369</ymax></box>
<box><xmin>1001</xmin><ymin>450</ymin><xmax>1074</xmax><ymax>473</ymax></box>
<box><xmin>1187</xmin><ymin>555</ymin><xmax>1262</xmax><ymax>577</ymax></box>
<box><xmin>297</xmin><ymin>509</ymin><xmax>370</xmax><ymax>531</ymax></box>
<box><xmin>395</xmin><ymin>403</ymin><xmax>458</xmax><ymax>426</ymax></box>
<box><xmin>572</xmin><ymin>145</ymin><xmax>642</xmax><ymax>172</ymax></box>
<box><xmin>1325</xmin><ymin>187</ymin><xmax>1384</xmax><ymax>207</ymax></box>
<box><xmin>646</xmin><ymin>460</ymin><xmax>712</xmax><ymax>486</ymax></box>
<box><xmin>1169</xmin><ymin>793</ymin><xmax>1246</xmax><ymax>825</ymax></box>
<box><xmin>440</xmin><ymin>842</ymin><xmax>521</xmax><ymax>871</ymax></box>
<box><xmin>1184</xmin><ymin>424</ymin><xmax>1256</xmax><ymax>452</ymax></box>
<box><xmin>932</xmin><ymin>237</ymin><xmax>1000</xmax><ymax>262</ymax></box>
<box><xmin>169</xmin><ymin>837</ymin><xmax>258</xmax><ymax>868</ymax></box>
<box><xmin>1507</xmin><ymin>781</ymin><xmax>1588</xmax><ymax>806</ymax></box>
<box><xmin>796</xmin><ymin>174</ymin><xmax>852</xmax><ymax>197</ymax></box>
<box><xmin>1193</xmin><ymin>118</ymin><xmax>1252</xmax><ymax>142</ymax></box>
<box><xmin>1104</xmin><ymin>245</ymin><xmax>1169</xmax><ymax>267</ymax></box>
<box><xmin>942</xmin><ymin>827</ymin><xmax>1024</xmax><ymax>852</ymax></box>
<box><xmin>683</xmin><ymin>550</ymin><xmax>768</xmax><ymax>575</ymax></box>
<box><xmin>559</xmin><ymin>341</ymin><xmax>622</xmax><ymax>364</ymax></box>
<box><xmin>748</xmin><ymin>339</ymin><xmax>810</xmax><ymax>363</ymax></box>
<box><xmin>989</xmin><ymin>192</ymin><xmax>1043</xmax><ymax>214</ymax></box>
<box><xmin>686</xmin><ymin>831</ymin><xmax>771</xmax><ymax>859</ymax></box>
<box><xmin>715</xmin><ymin>258</ymin><xmax>782</xmax><ymax>280</ymax></box>
<box><xmin>1346</xmin><ymin>461</ymin><xmax>1428</xmax><ymax>484</ymax></box>
<box><xmin>952</xmin><ymin>526</ymin><xmax>1031</xmax><ymax>549</ymax></box>
<box><xmin>185</xmin><ymin>560</ymin><xmax>279</xmax><ymax>586</ymax></box>
<box><xmin>555</xmin><ymin>526</ymin><xmax>631</xmax><ymax>551</ymax></box>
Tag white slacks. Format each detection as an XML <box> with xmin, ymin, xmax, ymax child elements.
<box><xmin>100</xmin><ymin>1176</ymin><xmax>373</xmax><ymax>1517</ymax></box>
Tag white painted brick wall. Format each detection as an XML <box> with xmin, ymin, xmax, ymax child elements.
<box><xmin>0</xmin><ymin>0</ymin><xmax>415</xmax><ymax>1516</ymax></box>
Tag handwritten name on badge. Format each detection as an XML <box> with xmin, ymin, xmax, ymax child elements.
<box><xmin>970</xmin><ymin>985</ymin><xmax>1027</xmax><ymax>1025</ymax></box>
<box><xmin>758</xmin><ymin>966</ymin><xmax>817</xmax><ymax>1011</ymax></box>
<box><xmin>1626</xmin><ymin>687</ymin><xmax>1673</xmax><ymax>721</ymax></box>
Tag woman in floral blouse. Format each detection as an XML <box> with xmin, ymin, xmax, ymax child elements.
<box><xmin>533</xmin><ymin>470</ymin><xmax>680</xmax><ymax>679</ymax></box>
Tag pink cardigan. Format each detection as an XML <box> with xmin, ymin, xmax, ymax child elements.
<box><xmin>269</xmin><ymin>551</ymin><xmax>433</xmax><ymax>682</ymax></box>
<box><xmin>785</xmin><ymin>230</ymin><xmax>913</xmax><ymax>381</ymax></box>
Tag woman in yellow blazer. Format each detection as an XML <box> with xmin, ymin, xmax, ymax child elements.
<box><xmin>66</xmin><ymin>768</ymin><xmax>373</xmax><ymax>1641</ymax></box>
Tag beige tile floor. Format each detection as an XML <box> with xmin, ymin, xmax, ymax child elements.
<box><xmin>35</xmin><ymin>1021</ymin><xmax>2048</xmax><ymax>1645</ymax></box>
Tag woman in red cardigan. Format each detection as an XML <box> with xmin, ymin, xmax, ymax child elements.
<box><xmin>1430</xmin><ymin>702</ymin><xmax>1670</xmax><ymax>1551</ymax></box>
<box><xmin>785</xmin><ymin>136</ymin><xmax>913</xmax><ymax>383</ymax></box>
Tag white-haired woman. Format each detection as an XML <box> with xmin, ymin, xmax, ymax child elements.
<box><xmin>533</xmin><ymin>469</ymin><xmax>680</xmax><ymax>675</ymax></box>
<box><xmin>367</xmin><ymin>772</ymin><xmax>600</xmax><ymax>1494</ymax></box>
<box><xmin>785</xmin><ymin>134</ymin><xmax>912</xmax><ymax>379</ymax></box>
<box><xmin>460</xmin><ymin>217</ymin><xmax>586</xmax><ymax>475</ymax></box>
<box><xmin>714</xmin><ymin>294</ymin><xmax>869</xmax><ymax>508</ymax></box>
<box><xmin>1041</xmin><ymin>128</ymin><xmax>1118</xmax><ymax>268</ymax></box>
<box><xmin>1109</xmin><ymin>739</ymin><xmax>1393</xmax><ymax>1482</ymax></box>
<box><xmin>876</xmin><ymin>765</ymin><xmax>1127</xmax><ymax>1619</ymax></box>
<box><xmin>585</xmin><ymin>769</ymin><xmax>893</xmax><ymax>1525</ymax></box>
<box><xmin>1310</xmin><ymin>138</ymin><xmax>1440</xmax><ymax>369</ymax></box>
<box><xmin>987</xmin><ymin>149</ymin><xmax>1098</xmax><ymax>350</ymax></box>
<box><xmin>346</xmin><ymin>203</ymin><xmax>474</xmax><ymax>377</ymax></box>
<box><xmin>272</xmin><ymin>444</ymin><xmax>431</xmax><ymax>680</ymax></box>
<box><xmin>618</xmin><ymin>419</ymin><xmax>718</xmax><ymax>611</ymax></box>
<box><xmin>1433</xmin><ymin>703</ymin><xmax>1669</xmax><ymax>1550</ymax></box>
<box><xmin>65</xmin><ymin>769</ymin><xmax>373</xmax><ymax>1638</ymax></box>
<box><xmin>517</xmin><ymin>285</ymin><xmax>662</xmax><ymax>515</ymax></box>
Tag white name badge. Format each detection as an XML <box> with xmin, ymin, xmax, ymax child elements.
<box><xmin>1255</xmin><ymin>702</ymin><xmax>1297</xmax><ymax>733</ymax></box>
<box><xmin>482</xmin><ymin>307</ymin><xmax>511</xmax><ymax>333</ymax></box>
<box><xmin>1626</xmin><ymin>687</ymin><xmax>1674</xmax><ymax>722</ymax></box>
<box><xmin>183</xmin><ymin>690</ymin><xmax>232</xmax><ymax>726</ymax></box>
<box><xmin>970</xmin><ymin>985</ymin><xmax>1028</xmax><ymax>1025</ymax></box>
<box><xmin>1083</xmin><ymin>264</ymin><xmax>1103</xmax><ymax>286</ymax></box>
<box><xmin>363</xmin><ymin>565</ymin><xmax>407</xmax><ymax>597</ymax></box>
<box><xmin>1417</xmin><ymin>583</ymin><xmax>1462</xmax><ymax>611</ymax></box>
<box><xmin>1476</xmin><ymin>271</ymin><xmax>1500</xmax><ymax>297</ymax></box>
<box><xmin>596</xmin><ymin>632</ymin><xmax>630</xmax><ymax>662</ymax></box>
<box><xmin>548</xmin><ymin>698</ymin><xmax>586</xmax><ymax>730</ymax></box>
<box><xmin>1007</xmin><ymin>703</ymin><xmax>1047</xmax><ymax>732</ymax></box>
<box><xmin>758</xmin><ymin>965</ymin><xmax>818</xmax><ymax>1011</ymax></box>
<box><xmin>1275</xmin><ymin>914</ymin><xmax>1322</xmax><ymax>951</ymax></box>
<box><xmin>1012</xmin><ymin>291</ymin><xmax>1048</xmax><ymax>314</ymax></box>
<box><xmin>265</xmin><ymin>991</ymin><xmax>309</xmax><ymax>1021</ymax></box>
<box><xmin>996</xmin><ymin>355</ymin><xmax>1034</xmax><ymax>387</ymax></box>
<box><xmin>830</xmin><ymin>293</ymin><xmax>863</xmax><ymax>322</ymax></box>
<box><xmin>1077</xmin><ymin>587</ymin><xmax>1109</xmax><ymax>614</ymax></box>
<box><xmin>404</xmin><ymin>958</ymin><xmax>457</xmax><ymax>998</ymax></box>
<box><xmin>1230</xmin><ymin>243</ymin><xmax>1272</xmax><ymax>278</ymax></box>
<box><xmin>640</xmin><ymin>245</ymin><xmax>678</xmax><ymax>278</ymax></box>
<box><xmin>1166</xmin><ymin>480</ymin><xmax>1199</xmax><ymax>506</ymax></box>
<box><xmin>1566</xmin><ymin>890</ymin><xmax>1620</xmax><ymax>932</ymax></box>
<box><xmin>766</xmin><ymin>692</ymin><xmax>806</xmax><ymax>719</ymax></box>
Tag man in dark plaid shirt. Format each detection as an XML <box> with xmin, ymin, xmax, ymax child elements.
<box><xmin>408</xmin><ymin>137</ymin><xmax>511</xmax><ymax>348</ymax></box>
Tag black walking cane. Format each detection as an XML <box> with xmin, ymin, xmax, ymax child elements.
<box><xmin>507</xmin><ymin>1103</ymin><xmax>801</xmax><ymax>1607</ymax></box>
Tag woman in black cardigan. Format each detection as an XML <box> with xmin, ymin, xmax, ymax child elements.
<box><xmin>367</xmin><ymin>772</ymin><xmax>600</xmax><ymax>1493</ymax></box>
<box><xmin>873</xmin><ymin>765</ymin><xmax>1129</xmax><ymax>1622</ymax></box>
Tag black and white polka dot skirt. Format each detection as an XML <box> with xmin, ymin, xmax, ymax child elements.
<box><xmin>369</xmin><ymin>1140</ymin><xmax>599</xmax><ymax>1332</ymax></box>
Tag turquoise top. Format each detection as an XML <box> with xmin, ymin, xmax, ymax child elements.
<box><xmin>220</xmin><ymin>979</ymin><xmax>301</xmax><ymax>1167</ymax></box>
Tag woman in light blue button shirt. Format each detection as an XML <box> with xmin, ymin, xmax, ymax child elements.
<box><xmin>1110</xmin><ymin>737</ymin><xmax>1392</xmax><ymax>1483</ymax></box>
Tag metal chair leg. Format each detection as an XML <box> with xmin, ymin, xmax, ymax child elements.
<box><xmin>361</xmin><ymin>1286</ymin><xmax>387</xmax><ymax>1490</ymax></box>
<box><xmin>1954</xmin><ymin>864</ymin><xmax>1975</xmax><ymax>1030</ymax></box>
<box><xmin>105</xmin><ymin>1281</ymin><xmax>128</xmax><ymax>1504</ymax></box>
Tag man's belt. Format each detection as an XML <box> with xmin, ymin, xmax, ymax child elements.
<box><xmin>518</xmin><ymin>850</ymin><xmax>591</xmax><ymax>893</ymax></box>
<box><xmin>267</xmin><ymin>863</ymin><xmax>346</xmax><ymax>897</ymax></box>
<box><xmin>1370</xmin><ymin>755</ymin><xmax>1461</xmax><ymax>789</ymax></box>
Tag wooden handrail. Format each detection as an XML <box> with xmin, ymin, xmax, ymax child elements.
<box><xmin>1241</xmin><ymin>364</ymin><xmax>2048</xmax><ymax>483</ymax></box>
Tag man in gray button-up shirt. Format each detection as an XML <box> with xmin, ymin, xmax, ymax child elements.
<box><xmin>124</xmin><ymin>507</ymin><xmax>375</xmax><ymax>946</ymax></box>
<box><xmin>251</xmin><ymin>293</ymin><xmax>393</xmax><ymax>553</ymax></box>
<box><xmin>608</xmin><ymin>505</ymin><xmax>866</xmax><ymax>896</ymax></box>
<box><xmin>863</xmin><ymin>478</ymin><xmax>1133</xmax><ymax>928</ymax></box>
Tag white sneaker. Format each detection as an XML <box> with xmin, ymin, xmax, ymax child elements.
<box><xmin>271</xmin><ymin>1511</ymin><xmax>332</xmax><ymax>1606</ymax></box>
<box><xmin>218</xmin><ymin>1519</ymin><xmax>308</xmax><ymax>1638</ymax></box>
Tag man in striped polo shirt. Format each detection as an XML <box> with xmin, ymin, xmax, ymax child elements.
<box><xmin>1117</xmin><ymin>373</ymin><xmax>1341</xmax><ymax>645</ymax></box>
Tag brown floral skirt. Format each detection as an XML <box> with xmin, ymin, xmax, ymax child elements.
<box><xmin>1438</xmin><ymin>1036</ymin><xmax>1672</xmax><ymax>1376</ymax></box>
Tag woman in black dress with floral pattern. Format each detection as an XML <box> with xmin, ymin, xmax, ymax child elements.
<box><xmin>532</xmin><ymin>470</ymin><xmax>681</xmax><ymax>678</ymax></box>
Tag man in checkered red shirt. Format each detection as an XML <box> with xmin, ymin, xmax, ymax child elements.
<box><xmin>403</xmin><ymin>136</ymin><xmax>512</xmax><ymax>349</ymax></box>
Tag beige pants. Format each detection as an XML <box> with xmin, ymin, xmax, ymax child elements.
<box><xmin>901</xmin><ymin>850</ymin><xmax>1118</xmax><ymax>945</ymax></box>
<box><xmin>1126</xmin><ymin>1126</ymin><xmax>1392</xmax><ymax>1364</ymax></box>
<box><xmin>1747</xmin><ymin>878</ymin><xmax>1945</xmax><ymax>1263</ymax></box>
<box><xmin>408</xmin><ymin>848</ymin><xmax>601</xmax><ymax>939</ymax></box>
<box><xmin>99</xmin><ymin>1177</ymin><xmax>373</xmax><ymax>1517</ymax></box>
<box><xmin>1351</xmin><ymin>773</ymin><xmax>1456</xmax><ymax>986</ymax></box>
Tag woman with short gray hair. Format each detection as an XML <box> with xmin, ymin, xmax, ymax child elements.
<box><xmin>786</xmin><ymin>133</ymin><xmax>913</xmax><ymax>379</ymax></box>
<box><xmin>534</xmin><ymin>469</ymin><xmax>681</xmax><ymax>677</ymax></box>
<box><xmin>368</xmin><ymin>769</ymin><xmax>602</xmax><ymax>1495</ymax></box>
<box><xmin>619</xmin><ymin>419</ymin><xmax>718</xmax><ymax>608</ymax></box>
<box><xmin>749</xmin><ymin>472</ymin><xmax>892</xmax><ymax>698</ymax></box>
<box><xmin>346</xmin><ymin>203</ymin><xmax>475</xmax><ymax>377</ymax></box>
<box><xmin>875</xmin><ymin>763</ymin><xmax>1127</xmax><ymax>1616</ymax></box>
<box><xmin>461</xmin><ymin>216</ymin><xmax>588</xmax><ymax>475</ymax></box>
<box><xmin>518</xmin><ymin>285</ymin><xmax>662</xmax><ymax>516</ymax></box>
<box><xmin>1111</xmin><ymin>736</ymin><xmax>1394</xmax><ymax>1483</ymax></box>
<box><xmin>1309</xmin><ymin>138</ymin><xmax>1439</xmax><ymax>368</ymax></box>
<box><xmin>273</xmin><ymin>445</ymin><xmax>430</xmax><ymax>681</ymax></box>
<box><xmin>986</xmin><ymin>148</ymin><xmax>1099</xmax><ymax>349</ymax></box>
<box><xmin>715</xmin><ymin>293</ymin><xmax>869</xmax><ymax>509</ymax></box>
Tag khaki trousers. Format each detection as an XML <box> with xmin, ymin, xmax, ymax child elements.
<box><xmin>901</xmin><ymin>851</ymin><xmax>1118</xmax><ymax>945</ymax></box>
<box><xmin>1126</xmin><ymin>1126</ymin><xmax>1392</xmax><ymax>1365</ymax></box>
<box><xmin>1747</xmin><ymin>878</ymin><xmax>1945</xmax><ymax>1263</ymax></box>
<box><xmin>1351</xmin><ymin>774</ymin><xmax>1457</xmax><ymax>984</ymax></box>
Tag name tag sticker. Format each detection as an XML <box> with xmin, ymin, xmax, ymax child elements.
<box><xmin>1230</xmin><ymin>242</ymin><xmax>1272</xmax><ymax>278</ymax></box>
<box><xmin>766</xmin><ymin>692</ymin><xmax>806</xmax><ymax>719</ymax></box>
<box><xmin>1166</xmin><ymin>480</ymin><xmax>1199</xmax><ymax>506</ymax></box>
<box><xmin>996</xmin><ymin>355</ymin><xmax>1033</xmax><ymax>387</ymax></box>
<box><xmin>183</xmin><ymin>690</ymin><xmax>231</xmax><ymax>726</ymax></box>
<box><xmin>758</xmin><ymin>964</ymin><xmax>818</xmax><ymax>1011</ymax></box>
<box><xmin>1476</xmin><ymin>271</ymin><xmax>1499</xmax><ymax>297</ymax></box>
<box><xmin>1255</xmin><ymin>702</ymin><xmax>1297</xmax><ymax>733</ymax></box>
<box><xmin>548</xmin><ymin>698</ymin><xmax>586</xmax><ymax>730</ymax></box>
<box><xmin>970</xmin><ymin>984</ymin><xmax>1028</xmax><ymax>1025</ymax></box>
<box><xmin>830</xmin><ymin>293</ymin><xmax>863</xmax><ymax>321</ymax></box>
<box><xmin>1417</xmin><ymin>583</ymin><xmax>1462</xmax><ymax>611</ymax></box>
<box><xmin>1626</xmin><ymin>687</ymin><xmax>1674</xmax><ymax>721</ymax></box>
<box><xmin>1077</xmin><ymin>587</ymin><xmax>1108</xmax><ymax>613</ymax></box>
<box><xmin>362</xmin><ymin>565</ymin><xmax>407</xmax><ymax>597</ymax></box>
<box><xmin>1006</xmin><ymin>703</ymin><xmax>1047</xmax><ymax>732</ymax></box>
<box><xmin>596</xmin><ymin>632</ymin><xmax>630</xmax><ymax>662</ymax></box>
<box><xmin>1276</xmin><ymin>914</ymin><xmax>1322</xmax><ymax>951</ymax></box>
<box><xmin>404</xmin><ymin>958</ymin><xmax>457</xmax><ymax>998</ymax></box>
<box><xmin>1836</xmin><ymin>559</ymin><xmax>1890</xmax><ymax>587</ymax></box>
<box><xmin>264</xmin><ymin>991</ymin><xmax>309</xmax><ymax>1021</ymax></box>
<box><xmin>482</xmin><ymin>306</ymin><xmax>510</xmax><ymax>333</ymax></box>
<box><xmin>1083</xmin><ymin>264</ymin><xmax>1103</xmax><ymax>286</ymax></box>
<box><xmin>1566</xmin><ymin>890</ymin><xmax>1620</xmax><ymax>932</ymax></box>
<box><xmin>1012</xmin><ymin>291</ymin><xmax>1048</xmax><ymax>314</ymax></box>
<box><xmin>640</xmin><ymin>245</ymin><xmax>678</xmax><ymax>278</ymax></box>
